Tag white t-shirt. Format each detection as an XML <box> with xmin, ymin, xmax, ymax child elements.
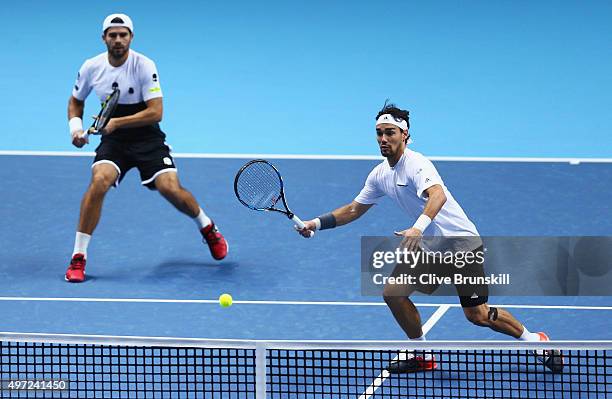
<box><xmin>355</xmin><ymin>149</ymin><xmax>480</xmax><ymax>240</ymax></box>
<box><xmin>72</xmin><ymin>50</ymin><xmax>162</xmax><ymax>104</ymax></box>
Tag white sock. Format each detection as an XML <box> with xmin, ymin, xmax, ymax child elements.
<box><xmin>399</xmin><ymin>335</ymin><xmax>432</xmax><ymax>360</ymax></box>
<box><xmin>193</xmin><ymin>208</ymin><xmax>212</xmax><ymax>229</ymax></box>
<box><xmin>73</xmin><ymin>232</ymin><xmax>92</xmax><ymax>258</ymax></box>
<box><xmin>519</xmin><ymin>326</ymin><xmax>541</xmax><ymax>342</ymax></box>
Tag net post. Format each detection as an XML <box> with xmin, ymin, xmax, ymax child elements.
<box><xmin>255</xmin><ymin>342</ymin><xmax>267</xmax><ymax>399</ymax></box>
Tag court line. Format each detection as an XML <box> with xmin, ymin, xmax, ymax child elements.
<box><xmin>0</xmin><ymin>150</ymin><xmax>611</xmax><ymax>163</ymax></box>
<box><xmin>358</xmin><ymin>304</ymin><xmax>451</xmax><ymax>399</ymax></box>
<box><xmin>0</xmin><ymin>296</ymin><xmax>610</xmax><ymax>310</ymax></box>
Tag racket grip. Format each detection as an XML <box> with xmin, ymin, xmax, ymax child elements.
<box><xmin>81</xmin><ymin>128</ymin><xmax>94</xmax><ymax>139</ymax></box>
<box><xmin>291</xmin><ymin>215</ymin><xmax>314</xmax><ymax>237</ymax></box>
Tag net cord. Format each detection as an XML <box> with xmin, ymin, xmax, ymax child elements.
<box><xmin>1</xmin><ymin>332</ymin><xmax>610</xmax><ymax>351</ymax></box>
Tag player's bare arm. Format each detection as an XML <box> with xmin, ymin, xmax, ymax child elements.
<box><xmin>297</xmin><ymin>201</ymin><xmax>373</xmax><ymax>237</ymax></box>
<box><xmin>394</xmin><ymin>184</ymin><xmax>447</xmax><ymax>251</ymax></box>
<box><xmin>330</xmin><ymin>201</ymin><xmax>373</xmax><ymax>226</ymax></box>
<box><xmin>104</xmin><ymin>97</ymin><xmax>163</xmax><ymax>134</ymax></box>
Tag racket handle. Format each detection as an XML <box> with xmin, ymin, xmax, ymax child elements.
<box><xmin>81</xmin><ymin>128</ymin><xmax>94</xmax><ymax>139</ymax></box>
<box><xmin>291</xmin><ymin>215</ymin><xmax>315</xmax><ymax>238</ymax></box>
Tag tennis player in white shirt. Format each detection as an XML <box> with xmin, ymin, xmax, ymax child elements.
<box><xmin>297</xmin><ymin>102</ymin><xmax>563</xmax><ymax>374</ymax></box>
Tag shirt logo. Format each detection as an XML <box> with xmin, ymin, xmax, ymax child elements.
<box><xmin>425</xmin><ymin>178</ymin><xmax>431</xmax><ymax>183</ymax></box>
<box><xmin>152</xmin><ymin>73</ymin><xmax>158</xmax><ymax>82</ymax></box>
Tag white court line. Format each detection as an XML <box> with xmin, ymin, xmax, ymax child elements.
<box><xmin>0</xmin><ymin>150</ymin><xmax>611</xmax><ymax>163</ymax></box>
<box><xmin>0</xmin><ymin>297</ymin><xmax>611</xmax><ymax>310</ymax></box>
<box><xmin>358</xmin><ymin>305</ymin><xmax>451</xmax><ymax>399</ymax></box>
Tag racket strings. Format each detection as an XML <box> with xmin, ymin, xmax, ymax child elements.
<box><xmin>96</xmin><ymin>91</ymin><xmax>120</xmax><ymax>130</ymax></box>
<box><xmin>236</xmin><ymin>162</ymin><xmax>282</xmax><ymax>210</ymax></box>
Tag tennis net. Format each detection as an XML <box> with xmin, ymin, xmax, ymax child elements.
<box><xmin>1</xmin><ymin>332</ymin><xmax>610</xmax><ymax>398</ymax></box>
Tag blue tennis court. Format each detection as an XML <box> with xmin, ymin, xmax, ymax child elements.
<box><xmin>1</xmin><ymin>154</ymin><xmax>611</xmax><ymax>339</ymax></box>
<box><xmin>0</xmin><ymin>154</ymin><xmax>611</xmax><ymax>397</ymax></box>
<box><xmin>0</xmin><ymin>155</ymin><xmax>609</xmax><ymax>336</ymax></box>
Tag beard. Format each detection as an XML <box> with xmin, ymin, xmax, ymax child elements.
<box><xmin>108</xmin><ymin>45</ymin><xmax>127</xmax><ymax>59</ymax></box>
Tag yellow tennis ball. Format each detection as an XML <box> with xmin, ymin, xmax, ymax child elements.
<box><xmin>219</xmin><ymin>293</ymin><xmax>233</xmax><ymax>307</ymax></box>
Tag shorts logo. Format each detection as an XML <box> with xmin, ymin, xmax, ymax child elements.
<box><xmin>425</xmin><ymin>177</ymin><xmax>431</xmax><ymax>183</ymax></box>
<box><xmin>163</xmin><ymin>157</ymin><xmax>172</xmax><ymax>166</ymax></box>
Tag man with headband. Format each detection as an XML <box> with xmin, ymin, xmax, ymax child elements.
<box><xmin>296</xmin><ymin>102</ymin><xmax>562</xmax><ymax>374</ymax></box>
<box><xmin>65</xmin><ymin>14</ymin><xmax>228</xmax><ymax>282</ymax></box>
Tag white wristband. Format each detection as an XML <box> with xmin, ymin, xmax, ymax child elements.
<box><xmin>313</xmin><ymin>218</ymin><xmax>321</xmax><ymax>231</ymax></box>
<box><xmin>69</xmin><ymin>117</ymin><xmax>83</xmax><ymax>134</ymax></box>
<box><xmin>412</xmin><ymin>214</ymin><xmax>432</xmax><ymax>233</ymax></box>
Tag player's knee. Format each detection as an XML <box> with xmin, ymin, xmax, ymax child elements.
<box><xmin>154</xmin><ymin>173</ymin><xmax>180</xmax><ymax>195</ymax></box>
<box><xmin>464</xmin><ymin>306</ymin><xmax>490</xmax><ymax>327</ymax></box>
<box><xmin>156</xmin><ymin>180</ymin><xmax>181</xmax><ymax>198</ymax></box>
<box><xmin>90</xmin><ymin>173</ymin><xmax>115</xmax><ymax>193</ymax></box>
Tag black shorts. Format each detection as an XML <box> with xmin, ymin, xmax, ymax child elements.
<box><xmin>93</xmin><ymin>137</ymin><xmax>177</xmax><ymax>190</ymax></box>
<box><xmin>390</xmin><ymin>245</ymin><xmax>489</xmax><ymax>308</ymax></box>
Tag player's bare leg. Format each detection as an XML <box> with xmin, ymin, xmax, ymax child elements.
<box><xmin>78</xmin><ymin>163</ymin><xmax>119</xmax><ymax>234</ymax></box>
<box><xmin>154</xmin><ymin>172</ymin><xmax>199</xmax><ymax>217</ymax></box>
<box><xmin>66</xmin><ymin>163</ymin><xmax>118</xmax><ymax>283</ymax></box>
<box><xmin>383</xmin><ymin>294</ymin><xmax>424</xmax><ymax>339</ymax></box>
<box><xmin>382</xmin><ymin>261</ymin><xmax>424</xmax><ymax>338</ymax></box>
<box><xmin>383</xmin><ymin>282</ymin><xmax>437</xmax><ymax>373</ymax></box>
<box><xmin>464</xmin><ymin>303</ymin><xmax>564</xmax><ymax>373</ymax></box>
<box><xmin>154</xmin><ymin>172</ymin><xmax>228</xmax><ymax>260</ymax></box>
<box><xmin>463</xmin><ymin>303</ymin><xmax>524</xmax><ymax>337</ymax></box>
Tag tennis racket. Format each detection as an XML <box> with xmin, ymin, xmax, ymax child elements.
<box><xmin>84</xmin><ymin>88</ymin><xmax>120</xmax><ymax>137</ymax></box>
<box><xmin>234</xmin><ymin>159</ymin><xmax>314</xmax><ymax>237</ymax></box>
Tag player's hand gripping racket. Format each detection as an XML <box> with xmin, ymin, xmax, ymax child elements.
<box><xmin>234</xmin><ymin>160</ymin><xmax>314</xmax><ymax>237</ymax></box>
<box><xmin>83</xmin><ymin>88</ymin><xmax>120</xmax><ymax>137</ymax></box>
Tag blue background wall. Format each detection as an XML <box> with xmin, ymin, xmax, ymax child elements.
<box><xmin>2</xmin><ymin>0</ymin><xmax>611</xmax><ymax>157</ymax></box>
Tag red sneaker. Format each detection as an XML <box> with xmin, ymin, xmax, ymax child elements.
<box><xmin>65</xmin><ymin>253</ymin><xmax>86</xmax><ymax>283</ymax></box>
<box><xmin>201</xmin><ymin>222</ymin><xmax>228</xmax><ymax>260</ymax></box>
<box><xmin>386</xmin><ymin>351</ymin><xmax>438</xmax><ymax>374</ymax></box>
<box><xmin>532</xmin><ymin>332</ymin><xmax>564</xmax><ymax>373</ymax></box>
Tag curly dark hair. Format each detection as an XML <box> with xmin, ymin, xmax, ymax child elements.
<box><xmin>376</xmin><ymin>100</ymin><xmax>410</xmax><ymax>143</ymax></box>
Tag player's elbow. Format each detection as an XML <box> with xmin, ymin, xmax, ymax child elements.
<box><xmin>347</xmin><ymin>206</ymin><xmax>364</xmax><ymax>222</ymax></box>
<box><xmin>146</xmin><ymin>99</ymin><xmax>163</xmax><ymax>123</ymax></box>
<box><xmin>431</xmin><ymin>188</ymin><xmax>446</xmax><ymax>206</ymax></box>
<box><xmin>152</xmin><ymin>109</ymin><xmax>163</xmax><ymax>123</ymax></box>
<box><xmin>439</xmin><ymin>191</ymin><xmax>447</xmax><ymax>205</ymax></box>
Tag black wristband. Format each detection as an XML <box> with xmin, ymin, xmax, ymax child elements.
<box><xmin>318</xmin><ymin>212</ymin><xmax>337</xmax><ymax>230</ymax></box>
